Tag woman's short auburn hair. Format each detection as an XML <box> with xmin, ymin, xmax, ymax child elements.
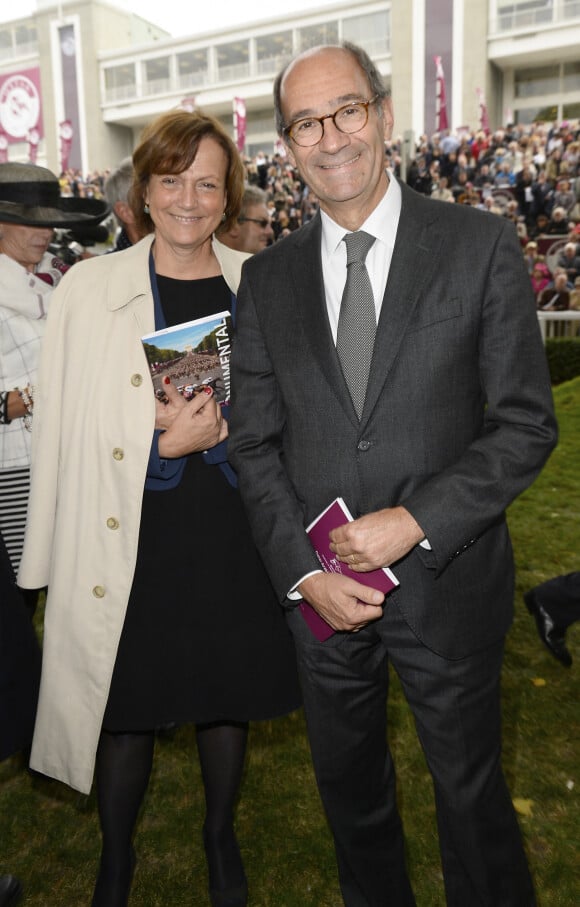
<box><xmin>129</xmin><ymin>108</ymin><xmax>245</xmax><ymax>237</ymax></box>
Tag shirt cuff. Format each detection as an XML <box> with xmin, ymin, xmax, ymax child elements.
<box><xmin>287</xmin><ymin>569</ymin><xmax>323</xmax><ymax>600</ymax></box>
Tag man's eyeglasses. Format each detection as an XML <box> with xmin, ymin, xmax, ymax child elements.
<box><xmin>283</xmin><ymin>96</ymin><xmax>379</xmax><ymax>147</ymax></box>
<box><xmin>238</xmin><ymin>217</ymin><xmax>271</xmax><ymax>229</ymax></box>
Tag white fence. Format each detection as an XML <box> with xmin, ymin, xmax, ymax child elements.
<box><xmin>536</xmin><ymin>311</ymin><xmax>580</xmax><ymax>342</ymax></box>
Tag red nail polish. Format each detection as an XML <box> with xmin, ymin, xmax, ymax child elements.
<box><xmin>163</xmin><ymin>376</ymin><xmax>170</xmax><ymax>385</ymax></box>
<box><xmin>203</xmin><ymin>385</ymin><xmax>213</xmax><ymax>395</ymax></box>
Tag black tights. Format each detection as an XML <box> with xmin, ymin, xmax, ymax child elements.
<box><xmin>91</xmin><ymin>721</ymin><xmax>248</xmax><ymax>907</ymax></box>
<box><xmin>197</xmin><ymin>721</ymin><xmax>248</xmax><ymax>893</ymax></box>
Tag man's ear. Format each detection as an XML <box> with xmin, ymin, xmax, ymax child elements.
<box><xmin>114</xmin><ymin>200</ymin><xmax>135</xmax><ymax>224</ymax></box>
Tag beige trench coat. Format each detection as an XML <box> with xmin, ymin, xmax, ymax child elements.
<box><xmin>18</xmin><ymin>234</ymin><xmax>250</xmax><ymax>794</ymax></box>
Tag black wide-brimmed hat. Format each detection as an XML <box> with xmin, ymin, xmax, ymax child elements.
<box><xmin>0</xmin><ymin>162</ymin><xmax>110</xmax><ymax>227</ymax></box>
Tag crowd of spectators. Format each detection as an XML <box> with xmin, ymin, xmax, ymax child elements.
<box><xmin>56</xmin><ymin>116</ymin><xmax>580</xmax><ymax>311</ymax></box>
<box><xmin>401</xmin><ymin>119</ymin><xmax>580</xmax><ymax>311</ymax></box>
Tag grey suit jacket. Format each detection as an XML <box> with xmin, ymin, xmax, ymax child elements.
<box><xmin>229</xmin><ymin>181</ymin><xmax>558</xmax><ymax>659</ymax></box>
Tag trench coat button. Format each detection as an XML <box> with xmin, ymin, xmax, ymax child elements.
<box><xmin>92</xmin><ymin>585</ymin><xmax>105</xmax><ymax>598</ymax></box>
<box><xmin>131</xmin><ymin>373</ymin><xmax>143</xmax><ymax>386</ymax></box>
<box><xmin>112</xmin><ymin>447</ymin><xmax>124</xmax><ymax>460</ymax></box>
<box><xmin>106</xmin><ymin>517</ymin><xmax>119</xmax><ymax>530</ymax></box>
<box><xmin>357</xmin><ymin>439</ymin><xmax>371</xmax><ymax>451</ymax></box>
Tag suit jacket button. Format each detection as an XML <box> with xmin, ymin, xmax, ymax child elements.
<box><xmin>106</xmin><ymin>517</ymin><xmax>119</xmax><ymax>530</ymax></box>
<box><xmin>112</xmin><ymin>447</ymin><xmax>124</xmax><ymax>460</ymax></box>
<box><xmin>357</xmin><ymin>439</ymin><xmax>371</xmax><ymax>451</ymax></box>
<box><xmin>131</xmin><ymin>373</ymin><xmax>143</xmax><ymax>386</ymax></box>
<box><xmin>92</xmin><ymin>585</ymin><xmax>105</xmax><ymax>598</ymax></box>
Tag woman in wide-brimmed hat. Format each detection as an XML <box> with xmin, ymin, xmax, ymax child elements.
<box><xmin>0</xmin><ymin>162</ymin><xmax>109</xmax><ymax>572</ymax></box>
<box><xmin>0</xmin><ymin>161</ymin><xmax>109</xmax><ymax>228</ymax></box>
<box><xmin>0</xmin><ymin>161</ymin><xmax>108</xmax><ymax>905</ymax></box>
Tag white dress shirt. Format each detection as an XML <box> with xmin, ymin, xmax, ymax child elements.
<box><xmin>320</xmin><ymin>171</ymin><xmax>401</xmax><ymax>340</ymax></box>
<box><xmin>288</xmin><ymin>173</ymin><xmax>408</xmax><ymax>599</ymax></box>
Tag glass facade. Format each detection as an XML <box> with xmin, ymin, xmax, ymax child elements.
<box><xmin>513</xmin><ymin>61</ymin><xmax>580</xmax><ymax>123</ymax></box>
<box><xmin>143</xmin><ymin>57</ymin><xmax>171</xmax><ymax>95</ymax></box>
<box><xmin>515</xmin><ymin>66</ymin><xmax>560</xmax><ymax>99</ymax></box>
<box><xmin>177</xmin><ymin>49</ymin><xmax>209</xmax><ymax>91</ymax></box>
<box><xmin>0</xmin><ymin>22</ymin><xmax>37</xmax><ymax>60</ymax></box>
<box><xmin>497</xmin><ymin>0</ymin><xmax>553</xmax><ymax>31</ymax></box>
<box><xmin>104</xmin><ymin>63</ymin><xmax>136</xmax><ymax>102</ymax></box>
<box><xmin>343</xmin><ymin>11</ymin><xmax>390</xmax><ymax>57</ymax></box>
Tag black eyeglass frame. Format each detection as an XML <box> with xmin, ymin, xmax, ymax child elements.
<box><xmin>283</xmin><ymin>95</ymin><xmax>380</xmax><ymax>147</ymax></box>
<box><xmin>237</xmin><ymin>217</ymin><xmax>271</xmax><ymax>228</ymax></box>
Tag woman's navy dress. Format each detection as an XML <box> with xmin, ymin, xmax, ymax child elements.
<box><xmin>103</xmin><ymin>275</ymin><xmax>301</xmax><ymax>730</ymax></box>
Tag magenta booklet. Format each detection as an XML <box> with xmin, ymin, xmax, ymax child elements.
<box><xmin>300</xmin><ymin>497</ymin><xmax>399</xmax><ymax>641</ymax></box>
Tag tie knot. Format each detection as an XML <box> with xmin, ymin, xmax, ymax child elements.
<box><xmin>344</xmin><ymin>231</ymin><xmax>375</xmax><ymax>266</ymax></box>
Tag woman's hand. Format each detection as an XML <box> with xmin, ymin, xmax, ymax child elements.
<box><xmin>156</xmin><ymin>379</ymin><xmax>228</xmax><ymax>458</ymax></box>
<box><xmin>154</xmin><ymin>377</ymin><xmax>186</xmax><ymax>431</ymax></box>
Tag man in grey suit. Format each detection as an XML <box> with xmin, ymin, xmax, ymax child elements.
<box><xmin>229</xmin><ymin>41</ymin><xmax>557</xmax><ymax>907</ymax></box>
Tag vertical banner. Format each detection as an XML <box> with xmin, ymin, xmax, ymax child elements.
<box><xmin>233</xmin><ymin>97</ymin><xmax>246</xmax><ymax>153</ymax></box>
<box><xmin>59</xmin><ymin>119</ymin><xmax>73</xmax><ymax>173</ymax></box>
<box><xmin>434</xmin><ymin>56</ymin><xmax>449</xmax><ymax>132</ymax></box>
<box><xmin>0</xmin><ymin>131</ymin><xmax>8</xmax><ymax>163</ymax></box>
<box><xmin>59</xmin><ymin>24</ymin><xmax>81</xmax><ymax>172</ymax></box>
<box><xmin>28</xmin><ymin>128</ymin><xmax>40</xmax><ymax>163</ymax></box>
<box><xmin>476</xmin><ymin>88</ymin><xmax>490</xmax><ymax>134</ymax></box>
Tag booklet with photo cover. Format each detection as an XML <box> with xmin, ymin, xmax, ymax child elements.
<box><xmin>141</xmin><ymin>310</ymin><xmax>232</xmax><ymax>405</ymax></box>
<box><xmin>300</xmin><ymin>497</ymin><xmax>399</xmax><ymax>642</ymax></box>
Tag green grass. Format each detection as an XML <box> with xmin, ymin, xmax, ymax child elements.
<box><xmin>1</xmin><ymin>379</ymin><xmax>579</xmax><ymax>906</ymax></box>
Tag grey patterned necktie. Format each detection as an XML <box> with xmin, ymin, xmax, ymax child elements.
<box><xmin>336</xmin><ymin>231</ymin><xmax>377</xmax><ymax>419</ymax></box>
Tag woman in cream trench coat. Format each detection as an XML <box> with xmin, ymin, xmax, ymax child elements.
<box><xmin>18</xmin><ymin>232</ymin><xmax>250</xmax><ymax>795</ymax></box>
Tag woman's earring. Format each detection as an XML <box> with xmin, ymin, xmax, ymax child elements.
<box><xmin>221</xmin><ymin>212</ymin><xmax>226</xmax><ymax>222</ymax></box>
<box><xmin>144</xmin><ymin>203</ymin><xmax>150</xmax><ymax>214</ymax></box>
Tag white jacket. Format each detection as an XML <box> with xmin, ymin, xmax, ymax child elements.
<box><xmin>0</xmin><ymin>251</ymin><xmax>65</xmax><ymax>468</ymax></box>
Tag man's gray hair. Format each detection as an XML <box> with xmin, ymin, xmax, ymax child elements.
<box><xmin>104</xmin><ymin>157</ymin><xmax>134</xmax><ymax>208</ymax></box>
<box><xmin>240</xmin><ymin>185</ymin><xmax>268</xmax><ymax>215</ymax></box>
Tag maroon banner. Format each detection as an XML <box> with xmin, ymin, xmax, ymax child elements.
<box><xmin>233</xmin><ymin>97</ymin><xmax>246</xmax><ymax>153</ymax></box>
<box><xmin>434</xmin><ymin>56</ymin><xmax>449</xmax><ymax>132</ymax></box>
<box><xmin>476</xmin><ymin>87</ymin><xmax>490</xmax><ymax>134</ymax></box>
<box><xmin>59</xmin><ymin>120</ymin><xmax>73</xmax><ymax>173</ymax></box>
<box><xmin>0</xmin><ymin>67</ymin><xmax>43</xmax><ymax>144</ymax></box>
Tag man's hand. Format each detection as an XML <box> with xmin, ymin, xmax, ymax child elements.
<box><xmin>328</xmin><ymin>506</ymin><xmax>424</xmax><ymax>572</ymax></box>
<box><xmin>298</xmin><ymin>572</ymin><xmax>385</xmax><ymax>633</ymax></box>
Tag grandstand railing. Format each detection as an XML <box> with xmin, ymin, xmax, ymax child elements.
<box><xmin>537</xmin><ymin>310</ymin><xmax>580</xmax><ymax>342</ymax></box>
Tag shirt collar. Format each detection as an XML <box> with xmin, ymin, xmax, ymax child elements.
<box><xmin>320</xmin><ymin>169</ymin><xmax>402</xmax><ymax>257</ymax></box>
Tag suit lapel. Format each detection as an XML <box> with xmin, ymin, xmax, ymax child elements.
<box><xmin>361</xmin><ymin>183</ymin><xmax>444</xmax><ymax>423</ymax></box>
<box><xmin>291</xmin><ymin>216</ymin><xmax>357</xmax><ymax>420</ymax></box>
<box><xmin>289</xmin><ymin>189</ymin><xmax>445</xmax><ymax>425</ymax></box>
